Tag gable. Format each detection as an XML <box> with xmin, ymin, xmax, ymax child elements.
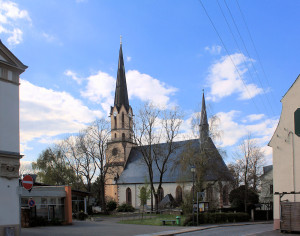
<box><xmin>0</xmin><ymin>40</ymin><xmax>27</xmax><ymax>72</ymax></box>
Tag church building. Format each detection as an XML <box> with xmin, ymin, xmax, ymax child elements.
<box><xmin>105</xmin><ymin>42</ymin><xmax>233</xmax><ymax>209</ymax></box>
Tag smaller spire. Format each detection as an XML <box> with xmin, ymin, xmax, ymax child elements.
<box><xmin>200</xmin><ymin>90</ymin><xmax>209</xmax><ymax>144</ymax></box>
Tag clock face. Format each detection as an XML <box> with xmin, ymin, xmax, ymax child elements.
<box><xmin>113</xmin><ymin>111</ymin><xmax>117</xmax><ymax>117</ymax></box>
<box><xmin>112</xmin><ymin>148</ymin><xmax>118</xmax><ymax>156</ymax></box>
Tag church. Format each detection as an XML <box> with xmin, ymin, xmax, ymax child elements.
<box><xmin>105</xmin><ymin>41</ymin><xmax>233</xmax><ymax>209</ymax></box>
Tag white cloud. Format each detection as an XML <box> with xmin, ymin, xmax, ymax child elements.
<box><xmin>126</xmin><ymin>56</ymin><xmax>132</xmax><ymax>62</ymax></box>
<box><xmin>65</xmin><ymin>70</ymin><xmax>83</xmax><ymax>84</ymax></box>
<box><xmin>7</xmin><ymin>28</ymin><xmax>22</xmax><ymax>45</ymax></box>
<box><xmin>205</xmin><ymin>45</ymin><xmax>222</xmax><ymax>55</ymax></box>
<box><xmin>80</xmin><ymin>71</ymin><xmax>115</xmax><ymax>113</ymax></box>
<box><xmin>206</xmin><ymin>53</ymin><xmax>263</xmax><ymax>102</ymax></box>
<box><xmin>80</xmin><ymin>69</ymin><xmax>178</xmax><ymax>111</ymax></box>
<box><xmin>246</xmin><ymin>114</ymin><xmax>265</xmax><ymax>122</ymax></box>
<box><xmin>20</xmin><ymin>79</ymin><xmax>102</xmax><ymax>147</ymax></box>
<box><xmin>127</xmin><ymin>70</ymin><xmax>177</xmax><ymax>108</ymax></box>
<box><xmin>0</xmin><ymin>0</ymin><xmax>31</xmax><ymax>45</ymax></box>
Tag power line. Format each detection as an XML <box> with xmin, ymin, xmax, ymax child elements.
<box><xmin>216</xmin><ymin>0</ymin><xmax>271</xmax><ymax>117</ymax></box>
<box><xmin>198</xmin><ymin>0</ymin><xmax>262</xmax><ymax>114</ymax></box>
<box><xmin>223</xmin><ymin>0</ymin><xmax>276</xmax><ymax>117</ymax></box>
<box><xmin>235</xmin><ymin>0</ymin><xmax>278</xmax><ymax>113</ymax></box>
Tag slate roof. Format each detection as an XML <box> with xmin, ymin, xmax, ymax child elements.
<box><xmin>117</xmin><ymin>138</ymin><xmax>233</xmax><ymax>184</ymax></box>
<box><xmin>114</xmin><ymin>43</ymin><xmax>130</xmax><ymax>112</ymax></box>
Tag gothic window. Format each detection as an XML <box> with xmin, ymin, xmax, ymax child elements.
<box><xmin>129</xmin><ymin>117</ymin><xmax>131</xmax><ymax>129</ymax></box>
<box><xmin>122</xmin><ymin>133</ymin><xmax>125</xmax><ymax>140</ymax></box>
<box><xmin>126</xmin><ymin>187</ymin><xmax>132</xmax><ymax>206</ymax></box>
<box><xmin>114</xmin><ymin>133</ymin><xmax>117</xmax><ymax>139</ymax></box>
<box><xmin>122</xmin><ymin>112</ymin><xmax>124</xmax><ymax>128</ymax></box>
<box><xmin>114</xmin><ymin>117</ymin><xmax>117</xmax><ymax>129</ymax></box>
<box><xmin>176</xmin><ymin>186</ymin><xmax>183</xmax><ymax>203</ymax></box>
<box><xmin>158</xmin><ymin>187</ymin><xmax>164</xmax><ymax>203</ymax></box>
<box><xmin>206</xmin><ymin>186</ymin><xmax>213</xmax><ymax>202</ymax></box>
<box><xmin>222</xmin><ymin>185</ymin><xmax>229</xmax><ymax>206</ymax></box>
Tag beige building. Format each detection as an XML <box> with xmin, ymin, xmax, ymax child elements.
<box><xmin>0</xmin><ymin>41</ymin><xmax>27</xmax><ymax>236</ymax></box>
<box><xmin>269</xmin><ymin>75</ymin><xmax>300</xmax><ymax>230</ymax></box>
<box><xmin>105</xmin><ymin>42</ymin><xmax>233</xmax><ymax>210</ymax></box>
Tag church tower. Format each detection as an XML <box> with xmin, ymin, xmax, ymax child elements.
<box><xmin>199</xmin><ymin>91</ymin><xmax>209</xmax><ymax>149</ymax></box>
<box><xmin>105</xmin><ymin>39</ymin><xmax>135</xmax><ymax>202</ymax></box>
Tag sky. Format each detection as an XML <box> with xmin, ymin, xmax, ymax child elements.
<box><xmin>1</xmin><ymin>0</ymin><xmax>299</xmax><ymax>171</ymax></box>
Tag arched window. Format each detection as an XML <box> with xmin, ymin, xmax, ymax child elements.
<box><xmin>129</xmin><ymin>117</ymin><xmax>131</xmax><ymax>129</ymax></box>
<box><xmin>206</xmin><ymin>186</ymin><xmax>213</xmax><ymax>202</ymax></box>
<box><xmin>222</xmin><ymin>185</ymin><xmax>229</xmax><ymax>205</ymax></box>
<box><xmin>122</xmin><ymin>112</ymin><xmax>124</xmax><ymax>128</ymax></box>
<box><xmin>176</xmin><ymin>186</ymin><xmax>183</xmax><ymax>203</ymax></box>
<box><xmin>122</xmin><ymin>133</ymin><xmax>125</xmax><ymax>141</ymax></box>
<box><xmin>114</xmin><ymin>117</ymin><xmax>117</xmax><ymax>129</ymax></box>
<box><xmin>114</xmin><ymin>133</ymin><xmax>117</xmax><ymax>139</ymax></box>
<box><xmin>158</xmin><ymin>187</ymin><xmax>164</xmax><ymax>203</ymax></box>
<box><xmin>126</xmin><ymin>187</ymin><xmax>132</xmax><ymax>206</ymax></box>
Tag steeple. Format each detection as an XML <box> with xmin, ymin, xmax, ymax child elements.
<box><xmin>114</xmin><ymin>37</ymin><xmax>129</xmax><ymax>111</ymax></box>
<box><xmin>200</xmin><ymin>91</ymin><xmax>209</xmax><ymax>144</ymax></box>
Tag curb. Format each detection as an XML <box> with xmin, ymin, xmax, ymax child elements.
<box><xmin>152</xmin><ymin>221</ymin><xmax>272</xmax><ymax>236</ymax></box>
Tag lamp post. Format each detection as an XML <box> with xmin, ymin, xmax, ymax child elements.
<box><xmin>191</xmin><ymin>166</ymin><xmax>196</xmax><ymax>226</ymax></box>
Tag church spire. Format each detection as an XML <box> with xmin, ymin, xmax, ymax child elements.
<box><xmin>114</xmin><ymin>37</ymin><xmax>129</xmax><ymax>111</ymax></box>
<box><xmin>200</xmin><ymin>90</ymin><xmax>209</xmax><ymax>143</ymax></box>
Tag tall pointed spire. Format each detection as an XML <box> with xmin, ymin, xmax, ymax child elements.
<box><xmin>114</xmin><ymin>37</ymin><xmax>129</xmax><ymax>111</ymax></box>
<box><xmin>200</xmin><ymin>90</ymin><xmax>209</xmax><ymax>144</ymax></box>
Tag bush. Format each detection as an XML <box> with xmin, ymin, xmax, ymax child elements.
<box><xmin>183</xmin><ymin>212</ymin><xmax>250</xmax><ymax>226</ymax></box>
<box><xmin>106</xmin><ymin>200</ymin><xmax>117</xmax><ymax>212</ymax></box>
<box><xmin>117</xmin><ymin>203</ymin><xmax>135</xmax><ymax>212</ymax></box>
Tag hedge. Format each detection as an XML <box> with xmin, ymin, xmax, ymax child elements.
<box><xmin>183</xmin><ymin>212</ymin><xmax>250</xmax><ymax>226</ymax></box>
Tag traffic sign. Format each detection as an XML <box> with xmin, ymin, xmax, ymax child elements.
<box><xmin>22</xmin><ymin>175</ymin><xmax>33</xmax><ymax>190</ymax></box>
<box><xmin>28</xmin><ymin>198</ymin><xmax>35</xmax><ymax>207</ymax></box>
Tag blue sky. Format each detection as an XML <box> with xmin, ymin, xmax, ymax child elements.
<box><xmin>1</xmin><ymin>0</ymin><xmax>299</xmax><ymax>170</ymax></box>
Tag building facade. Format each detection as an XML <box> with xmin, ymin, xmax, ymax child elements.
<box><xmin>105</xmin><ymin>42</ymin><xmax>232</xmax><ymax>210</ymax></box>
<box><xmin>0</xmin><ymin>41</ymin><xmax>27</xmax><ymax>236</ymax></box>
<box><xmin>269</xmin><ymin>75</ymin><xmax>300</xmax><ymax>230</ymax></box>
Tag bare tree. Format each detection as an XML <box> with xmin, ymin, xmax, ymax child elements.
<box><xmin>231</xmin><ymin>133</ymin><xmax>265</xmax><ymax>212</ymax></box>
<box><xmin>133</xmin><ymin>103</ymin><xmax>183</xmax><ymax>211</ymax></box>
<box><xmin>85</xmin><ymin>119</ymin><xmax>110</xmax><ymax>211</ymax></box>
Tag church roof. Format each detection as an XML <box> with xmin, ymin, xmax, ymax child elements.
<box><xmin>117</xmin><ymin>138</ymin><xmax>233</xmax><ymax>184</ymax></box>
<box><xmin>114</xmin><ymin>42</ymin><xmax>130</xmax><ymax>112</ymax></box>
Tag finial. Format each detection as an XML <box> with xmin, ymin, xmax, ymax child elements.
<box><xmin>120</xmin><ymin>35</ymin><xmax>122</xmax><ymax>45</ymax></box>
<box><xmin>202</xmin><ymin>89</ymin><xmax>204</xmax><ymax>94</ymax></box>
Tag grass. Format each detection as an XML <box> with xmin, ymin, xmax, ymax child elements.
<box><xmin>118</xmin><ymin>214</ymin><xmax>186</xmax><ymax>226</ymax></box>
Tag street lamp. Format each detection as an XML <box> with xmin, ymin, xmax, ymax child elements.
<box><xmin>191</xmin><ymin>166</ymin><xmax>196</xmax><ymax>226</ymax></box>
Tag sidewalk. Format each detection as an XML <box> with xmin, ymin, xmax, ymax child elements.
<box><xmin>150</xmin><ymin>221</ymin><xmax>274</xmax><ymax>236</ymax></box>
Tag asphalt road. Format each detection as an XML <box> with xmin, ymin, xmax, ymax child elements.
<box><xmin>21</xmin><ymin>218</ymin><xmax>185</xmax><ymax>236</ymax></box>
<box><xmin>21</xmin><ymin>219</ymin><xmax>292</xmax><ymax>236</ymax></box>
<box><xmin>178</xmin><ymin>224</ymin><xmax>274</xmax><ymax>236</ymax></box>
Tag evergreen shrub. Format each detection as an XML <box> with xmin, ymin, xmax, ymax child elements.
<box><xmin>183</xmin><ymin>212</ymin><xmax>249</xmax><ymax>226</ymax></box>
<box><xmin>117</xmin><ymin>203</ymin><xmax>135</xmax><ymax>212</ymax></box>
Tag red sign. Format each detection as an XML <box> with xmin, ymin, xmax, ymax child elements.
<box><xmin>22</xmin><ymin>175</ymin><xmax>33</xmax><ymax>190</ymax></box>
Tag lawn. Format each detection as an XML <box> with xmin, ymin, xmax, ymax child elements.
<box><xmin>118</xmin><ymin>214</ymin><xmax>186</xmax><ymax>226</ymax></box>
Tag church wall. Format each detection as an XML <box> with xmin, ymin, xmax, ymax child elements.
<box><xmin>118</xmin><ymin>182</ymin><xmax>192</xmax><ymax>208</ymax></box>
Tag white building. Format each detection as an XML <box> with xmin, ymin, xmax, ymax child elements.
<box><xmin>269</xmin><ymin>75</ymin><xmax>300</xmax><ymax>230</ymax></box>
<box><xmin>259</xmin><ymin>165</ymin><xmax>273</xmax><ymax>210</ymax></box>
<box><xmin>0</xmin><ymin>41</ymin><xmax>27</xmax><ymax>236</ymax></box>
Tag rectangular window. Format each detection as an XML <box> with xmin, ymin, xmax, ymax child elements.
<box><xmin>270</xmin><ymin>185</ymin><xmax>273</xmax><ymax>194</ymax></box>
<box><xmin>7</xmin><ymin>70</ymin><xmax>13</xmax><ymax>81</ymax></box>
<box><xmin>41</xmin><ymin>198</ymin><xmax>47</xmax><ymax>208</ymax></box>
